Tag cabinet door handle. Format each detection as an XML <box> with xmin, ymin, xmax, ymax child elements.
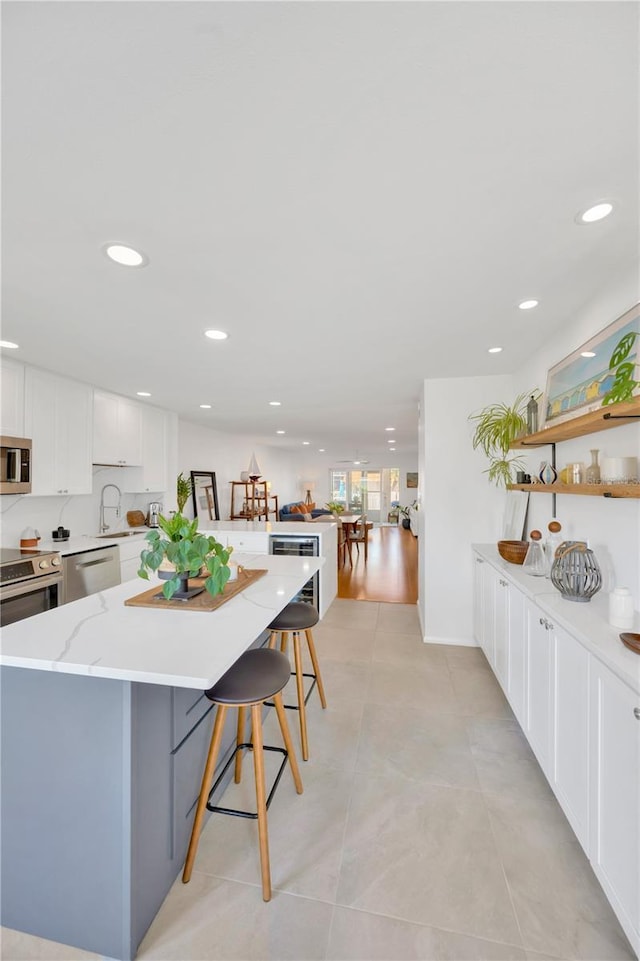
<box><xmin>476</xmin><ymin>558</ymin><xmax>483</xmax><ymax>564</ymax></box>
<box><xmin>539</xmin><ymin>617</ymin><xmax>545</xmax><ymax>626</ymax></box>
<box><xmin>634</xmin><ymin>708</ymin><xmax>640</xmax><ymax>720</ymax></box>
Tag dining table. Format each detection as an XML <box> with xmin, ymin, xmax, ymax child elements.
<box><xmin>338</xmin><ymin>513</ymin><xmax>362</xmax><ymax>535</ymax></box>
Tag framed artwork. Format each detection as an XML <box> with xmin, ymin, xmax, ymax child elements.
<box><xmin>406</xmin><ymin>472</ymin><xmax>418</xmax><ymax>488</ymax></box>
<box><xmin>191</xmin><ymin>471</ymin><xmax>220</xmax><ymax>523</ymax></box>
<box><xmin>541</xmin><ymin>303</ymin><xmax>640</xmax><ymax>428</ymax></box>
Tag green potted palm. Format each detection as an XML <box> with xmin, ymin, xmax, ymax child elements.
<box><xmin>325</xmin><ymin>501</ymin><xmax>345</xmax><ymax>516</ymax></box>
<box><xmin>138</xmin><ymin>513</ymin><xmax>233</xmax><ymax>600</ymax></box>
<box><xmin>469</xmin><ymin>391</ymin><xmax>539</xmax><ymax>487</ymax></box>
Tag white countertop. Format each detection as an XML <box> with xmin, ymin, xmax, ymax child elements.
<box><xmin>37</xmin><ymin>532</ymin><xmax>150</xmax><ymax>556</ymax></box>
<box><xmin>0</xmin><ymin>553</ymin><xmax>324</xmax><ymax>690</ymax></box>
<box><xmin>473</xmin><ymin>544</ymin><xmax>640</xmax><ymax>694</ymax></box>
<box><xmin>199</xmin><ymin>520</ymin><xmax>336</xmax><ymax>534</ymax></box>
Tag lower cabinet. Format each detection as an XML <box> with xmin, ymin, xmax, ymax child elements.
<box><xmin>551</xmin><ymin>621</ymin><xmax>590</xmax><ymax>851</ymax></box>
<box><xmin>472</xmin><ymin>551</ymin><xmax>639</xmax><ymax>956</ymax></box>
<box><xmin>590</xmin><ymin>659</ymin><xmax>640</xmax><ymax>951</ymax></box>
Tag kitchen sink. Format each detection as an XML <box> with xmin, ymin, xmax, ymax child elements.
<box><xmin>96</xmin><ymin>531</ymin><xmax>148</xmax><ymax>539</ymax></box>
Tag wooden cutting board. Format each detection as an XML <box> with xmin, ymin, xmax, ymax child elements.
<box><xmin>127</xmin><ymin>510</ymin><xmax>147</xmax><ymax>528</ymax></box>
<box><xmin>124</xmin><ymin>568</ymin><xmax>267</xmax><ymax>612</ymax></box>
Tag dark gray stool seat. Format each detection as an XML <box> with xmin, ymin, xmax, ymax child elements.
<box><xmin>206</xmin><ymin>648</ymin><xmax>291</xmax><ymax>704</ymax></box>
<box><xmin>182</xmin><ymin>647</ymin><xmax>303</xmax><ymax>902</ymax></box>
<box><xmin>268</xmin><ymin>600</ymin><xmax>319</xmax><ymax>633</ymax></box>
<box><xmin>266</xmin><ymin>601</ymin><xmax>327</xmax><ymax>761</ymax></box>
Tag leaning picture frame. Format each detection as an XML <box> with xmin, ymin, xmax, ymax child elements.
<box><xmin>541</xmin><ymin>303</ymin><xmax>640</xmax><ymax>429</ymax></box>
<box><xmin>190</xmin><ymin>471</ymin><xmax>220</xmax><ymax>523</ymax></box>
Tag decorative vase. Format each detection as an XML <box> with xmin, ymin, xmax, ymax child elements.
<box><xmin>585</xmin><ymin>449</ymin><xmax>601</xmax><ymax>484</ymax></box>
<box><xmin>550</xmin><ymin>541</ymin><xmax>602</xmax><ymax>602</ymax></box>
<box><xmin>526</xmin><ymin>395</ymin><xmax>539</xmax><ymax>434</ymax></box>
<box><xmin>538</xmin><ymin>461</ymin><xmax>558</xmax><ymax>485</ymax></box>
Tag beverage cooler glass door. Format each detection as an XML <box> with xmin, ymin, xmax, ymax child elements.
<box><xmin>268</xmin><ymin>536</ymin><xmax>319</xmax><ymax>610</ymax></box>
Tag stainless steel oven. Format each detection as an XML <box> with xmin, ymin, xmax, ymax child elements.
<box><xmin>0</xmin><ymin>548</ymin><xmax>63</xmax><ymax>626</ymax></box>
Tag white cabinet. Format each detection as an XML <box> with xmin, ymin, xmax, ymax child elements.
<box><xmin>551</xmin><ymin>621</ymin><xmax>590</xmax><ymax>850</ymax></box>
<box><xmin>525</xmin><ymin>601</ymin><xmax>553</xmax><ymax>775</ymax></box>
<box><xmin>1</xmin><ymin>358</ymin><xmax>25</xmax><ymax>435</ymax></box>
<box><xmin>24</xmin><ymin>368</ymin><xmax>93</xmax><ymax>495</ymax></box>
<box><xmin>493</xmin><ymin>574</ymin><xmax>510</xmax><ymax>691</ymax></box>
<box><xmin>123</xmin><ymin>405</ymin><xmax>169</xmax><ymax>493</ymax></box>
<box><xmin>590</xmin><ymin>660</ymin><xmax>640</xmax><ymax>952</ymax></box>
<box><xmin>473</xmin><ymin>554</ymin><xmax>496</xmax><ymax>666</ymax></box>
<box><xmin>93</xmin><ymin>390</ymin><xmax>142</xmax><ymax>466</ymax></box>
<box><xmin>218</xmin><ymin>531</ymin><xmax>269</xmax><ymax>554</ymax></box>
<box><xmin>507</xmin><ymin>585</ymin><xmax>526</xmax><ymax>726</ymax></box>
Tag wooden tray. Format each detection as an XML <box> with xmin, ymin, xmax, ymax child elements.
<box><xmin>124</xmin><ymin>568</ymin><xmax>267</xmax><ymax>612</ymax></box>
<box><xmin>620</xmin><ymin>632</ymin><xmax>640</xmax><ymax>655</ymax></box>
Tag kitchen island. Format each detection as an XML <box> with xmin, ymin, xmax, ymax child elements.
<box><xmin>0</xmin><ymin>553</ymin><xmax>324</xmax><ymax>960</ymax></box>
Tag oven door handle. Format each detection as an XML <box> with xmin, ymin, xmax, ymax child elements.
<box><xmin>0</xmin><ymin>572</ymin><xmax>63</xmax><ymax>601</ymax></box>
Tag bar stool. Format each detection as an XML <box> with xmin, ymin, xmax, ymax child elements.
<box><xmin>182</xmin><ymin>647</ymin><xmax>303</xmax><ymax>901</ymax></box>
<box><xmin>267</xmin><ymin>602</ymin><xmax>327</xmax><ymax>761</ymax></box>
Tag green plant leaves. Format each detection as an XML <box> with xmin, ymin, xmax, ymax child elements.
<box><xmin>469</xmin><ymin>391</ymin><xmax>538</xmax><ymax>486</ymax></box>
<box><xmin>603</xmin><ymin>331</ymin><xmax>639</xmax><ymax>407</ymax></box>
<box><xmin>609</xmin><ymin>332</ymin><xmax>637</xmax><ymax>369</ymax></box>
<box><xmin>137</xmin><ymin>512</ymin><xmax>234</xmax><ymax>598</ymax></box>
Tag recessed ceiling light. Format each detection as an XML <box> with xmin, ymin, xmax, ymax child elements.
<box><xmin>319</xmin><ymin>448</ymin><xmax>325</xmax><ymax>452</ymax></box>
<box><xmin>136</xmin><ymin>391</ymin><xmax>151</xmax><ymax>397</ymax></box>
<box><xmin>387</xmin><ymin>439</ymin><xmax>395</xmax><ymax>443</ymax></box>
<box><xmin>204</xmin><ymin>329</ymin><xmax>228</xmax><ymax>341</ymax></box>
<box><xmin>354</xmin><ymin>460</ymin><xmax>361</xmax><ymax>465</ymax></box>
<box><xmin>269</xmin><ymin>401</ymin><xmax>281</xmax><ymax>406</ymax></box>
<box><xmin>488</xmin><ymin>346</ymin><xmax>503</xmax><ymax>353</ymax></box>
<box><xmin>303</xmin><ymin>441</ymin><xmax>310</xmax><ymax>445</ymax></box>
<box><xmin>389</xmin><ymin>448</ymin><xmax>396</xmax><ymax>451</ymax></box>
<box><xmin>200</xmin><ymin>404</ymin><xmax>212</xmax><ymax>409</ymax></box>
<box><xmin>0</xmin><ymin>340</ymin><xmax>19</xmax><ymax>349</ymax></box>
<box><xmin>385</xmin><ymin>427</ymin><xmax>395</xmax><ymax>431</ymax></box>
<box><xmin>581</xmin><ymin>351</ymin><xmax>596</xmax><ymax>358</ymax></box>
<box><xmin>103</xmin><ymin>243</ymin><xmax>148</xmax><ymax>267</ymax></box>
<box><xmin>577</xmin><ymin>202</ymin><xmax>613</xmax><ymax>224</ymax></box>
<box><xmin>276</xmin><ymin>430</ymin><xmax>285</xmax><ymax>434</ymax></box>
<box><xmin>518</xmin><ymin>300</ymin><xmax>539</xmax><ymax>310</ymax></box>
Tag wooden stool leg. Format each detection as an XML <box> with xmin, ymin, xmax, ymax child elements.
<box><xmin>292</xmin><ymin>632</ymin><xmax>309</xmax><ymax>761</ymax></box>
<box><xmin>250</xmin><ymin>702</ymin><xmax>271</xmax><ymax>901</ymax></box>
<box><xmin>273</xmin><ymin>692</ymin><xmax>303</xmax><ymax>794</ymax></box>
<box><xmin>268</xmin><ymin>632</ymin><xmax>278</xmax><ymax>650</ymax></box>
<box><xmin>182</xmin><ymin>704</ymin><xmax>228</xmax><ymax>883</ymax></box>
<box><xmin>305</xmin><ymin>629</ymin><xmax>327</xmax><ymax>709</ymax></box>
<box><xmin>234</xmin><ymin>705</ymin><xmax>245</xmax><ymax>783</ymax></box>
<box><xmin>280</xmin><ymin>631</ymin><xmax>289</xmax><ymax>654</ymax></box>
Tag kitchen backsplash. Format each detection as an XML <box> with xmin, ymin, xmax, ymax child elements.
<box><xmin>0</xmin><ymin>466</ymin><xmax>169</xmax><ymax>549</ymax></box>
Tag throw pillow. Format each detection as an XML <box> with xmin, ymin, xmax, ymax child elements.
<box><xmin>307</xmin><ymin>502</ymin><xmax>316</xmax><ymax>511</ymax></box>
<box><xmin>290</xmin><ymin>504</ymin><xmax>305</xmax><ymax>514</ymax></box>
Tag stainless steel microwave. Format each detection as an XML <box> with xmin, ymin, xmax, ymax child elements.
<box><xmin>0</xmin><ymin>435</ymin><xmax>32</xmax><ymax>494</ymax></box>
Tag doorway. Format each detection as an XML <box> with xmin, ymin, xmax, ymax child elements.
<box><xmin>329</xmin><ymin>468</ymin><xmax>399</xmax><ymax>524</ymax></box>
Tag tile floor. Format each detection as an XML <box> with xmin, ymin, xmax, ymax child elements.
<box><xmin>2</xmin><ymin>599</ymin><xmax>635</xmax><ymax>961</ymax></box>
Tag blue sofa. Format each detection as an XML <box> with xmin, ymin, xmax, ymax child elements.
<box><xmin>279</xmin><ymin>502</ymin><xmax>332</xmax><ymax>522</ymax></box>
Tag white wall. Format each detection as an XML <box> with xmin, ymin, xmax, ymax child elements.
<box><xmin>513</xmin><ymin>275</ymin><xmax>640</xmax><ymax>604</ymax></box>
<box><xmin>421</xmin><ymin>272</ymin><xmax>639</xmax><ymax>646</ymax></box>
<box><xmin>177</xmin><ymin>420</ymin><xmax>301</xmax><ymax>521</ymax></box>
<box><xmin>421</xmin><ymin>374</ymin><xmax>515</xmax><ymax>644</ymax></box>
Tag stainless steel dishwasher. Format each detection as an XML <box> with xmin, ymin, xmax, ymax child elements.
<box><xmin>62</xmin><ymin>546</ymin><xmax>121</xmax><ymax>603</ymax></box>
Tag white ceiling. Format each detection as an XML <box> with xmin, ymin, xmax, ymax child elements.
<box><xmin>2</xmin><ymin>2</ymin><xmax>638</xmax><ymax>463</ymax></box>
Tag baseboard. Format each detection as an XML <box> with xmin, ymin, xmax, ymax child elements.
<box><xmin>422</xmin><ymin>633</ymin><xmax>479</xmax><ymax>648</ymax></box>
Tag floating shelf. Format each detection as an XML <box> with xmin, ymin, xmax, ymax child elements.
<box><xmin>507</xmin><ymin>483</ymin><xmax>640</xmax><ymax>499</ymax></box>
<box><xmin>511</xmin><ymin>398</ymin><xmax>640</xmax><ymax>449</ymax></box>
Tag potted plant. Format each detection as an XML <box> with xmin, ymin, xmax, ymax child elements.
<box><xmin>325</xmin><ymin>501</ymin><xmax>345</xmax><ymax>516</ymax></box>
<box><xmin>602</xmin><ymin>330</ymin><xmax>639</xmax><ymax>405</ymax></box>
<box><xmin>138</xmin><ymin>512</ymin><xmax>233</xmax><ymax>600</ymax></box>
<box><xmin>395</xmin><ymin>503</ymin><xmax>413</xmax><ymax>529</ymax></box>
<box><xmin>469</xmin><ymin>390</ymin><xmax>539</xmax><ymax>487</ymax></box>
<box><xmin>176</xmin><ymin>472</ymin><xmax>192</xmax><ymax>513</ymax></box>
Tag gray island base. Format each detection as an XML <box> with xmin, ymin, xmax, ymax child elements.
<box><xmin>1</xmin><ymin>554</ymin><xmax>324</xmax><ymax>959</ymax></box>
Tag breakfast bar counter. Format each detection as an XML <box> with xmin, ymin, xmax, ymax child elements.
<box><xmin>1</xmin><ymin>553</ymin><xmax>324</xmax><ymax>960</ymax></box>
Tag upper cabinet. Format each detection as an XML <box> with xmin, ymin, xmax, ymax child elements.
<box><xmin>124</xmin><ymin>405</ymin><xmax>170</xmax><ymax>493</ymax></box>
<box><xmin>93</xmin><ymin>390</ymin><xmax>143</xmax><ymax>466</ymax></box>
<box><xmin>1</xmin><ymin>358</ymin><xmax>25</xmax><ymax>436</ymax></box>
<box><xmin>24</xmin><ymin>368</ymin><xmax>93</xmax><ymax>495</ymax></box>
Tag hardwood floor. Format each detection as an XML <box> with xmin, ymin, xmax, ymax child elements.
<box><xmin>337</xmin><ymin>523</ymin><xmax>418</xmax><ymax>603</ymax></box>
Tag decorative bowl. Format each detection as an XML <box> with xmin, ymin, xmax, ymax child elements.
<box><xmin>497</xmin><ymin>540</ymin><xmax>529</xmax><ymax>565</ymax></box>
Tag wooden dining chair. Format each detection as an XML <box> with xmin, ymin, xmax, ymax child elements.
<box><xmin>346</xmin><ymin>514</ymin><xmax>371</xmax><ymax>563</ymax></box>
<box><xmin>337</xmin><ymin>520</ymin><xmax>347</xmax><ymax>566</ymax></box>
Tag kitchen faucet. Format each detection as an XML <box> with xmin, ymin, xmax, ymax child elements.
<box><xmin>100</xmin><ymin>484</ymin><xmax>122</xmax><ymax>533</ymax></box>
